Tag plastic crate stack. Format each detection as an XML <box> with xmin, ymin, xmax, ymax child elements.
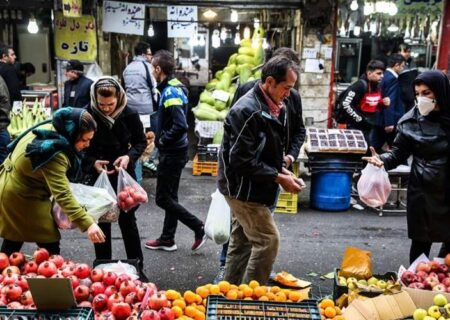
<box><xmin>192</xmin><ymin>145</ymin><xmax>219</xmax><ymax>177</ymax></box>
<box><xmin>275</xmin><ymin>162</ymin><xmax>300</xmax><ymax>214</ymax></box>
<box><xmin>0</xmin><ymin>306</ymin><xmax>94</xmax><ymax>319</ymax></box>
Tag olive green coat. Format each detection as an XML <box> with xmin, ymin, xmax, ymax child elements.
<box><xmin>0</xmin><ymin>124</ymin><xmax>94</xmax><ymax>243</ymax></box>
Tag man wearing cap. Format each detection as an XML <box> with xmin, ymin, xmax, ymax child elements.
<box><xmin>63</xmin><ymin>60</ymin><xmax>93</xmax><ymax>109</ymax></box>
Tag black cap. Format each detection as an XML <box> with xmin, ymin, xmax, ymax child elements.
<box><xmin>66</xmin><ymin>60</ymin><xmax>83</xmax><ymax>72</ymax></box>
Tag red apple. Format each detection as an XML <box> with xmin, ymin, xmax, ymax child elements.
<box><xmin>416</xmin><ymin>261</ymin><xmax>431</xmax><ymax>273</ymax></box>
<box><xmin>445</xmin><ymin>253</ymin><xmax>450</xmax><ymax>267</ymax></box>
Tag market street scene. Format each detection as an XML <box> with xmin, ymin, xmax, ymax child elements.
<box><xmin>0</xmin><ymin>0</ymin><xmax>450</xmax><ymax>319</ymax></box>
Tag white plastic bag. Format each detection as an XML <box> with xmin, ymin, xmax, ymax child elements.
<box><xmin>357</xmin><ymin>163</ymin><xmax>392</xmax><ymax>208</ymax></box>
<box><xmin>204</xmin><ymin>190</ymin><xmax>231</xmax><ymax>245</ymax></box>
<box><xmin>94</xmin><ymin>171</ymin><xmax>120</xmax><ymax>223</ymax></box>
<box><xmin>117</xmin><ymin>168</ymin><xmax>148</xmax><ymax>212</ymax></box>
<box><xmin>93</xmin><ymin>261</ymin><xmax>139</xmax><ymax>281</ymax></box>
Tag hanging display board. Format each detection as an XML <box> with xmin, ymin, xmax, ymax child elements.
<box><xmin>167</xmin><ymin>5</ymin><xmax>197</xmax><ymax>38</ymax></box>
<box><xmin>54</xmin><ymin>13</ymin><xmax>97</xmax><ymax>62</ymax></box>
<box><xmin>102</xmin><ymin>1</ymin><xmax>145</xmax><ymax>35</ymax></box>
<box><xmin>62</xmin><ymin>0</ymin><xmax>82</xmax><ymax>18</ymax></box>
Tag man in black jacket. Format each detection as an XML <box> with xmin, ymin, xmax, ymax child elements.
<box><xmin>145</xmin><ymin>50</ymin><xmax>206</xmax><ymax>252</ymax></box>
<box><xmin>217</xmin><ymin>56</ymin><xmax>303</xmax><ymax>284</ymax></box>
<box><xmin>397</xmin><ymin>44</ymin><xmax>418</xmax><ymax>112</ymax></box>
<box><xmin>0</xmin><ymin>75</ymin><xmax>10</xmax><ymax>164</ymax></box>
<box><xmin>63</xmin><ymin>60</ymin><xmax>93</xmax><ymax>108</ymax></box>
<box><xmin>0</xmin><ymin>44</ymin><xmax>21</xmax><ymax>103</ymax></box>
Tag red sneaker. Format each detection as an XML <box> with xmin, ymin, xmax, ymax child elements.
<box><xmin>145</xmin><ymin>239</ymin><xmax>177</xmax><ymax>251</ymax></box>
<box><xmin>192</xmin><ymin>230</ymin><xmax>207</xmax><ymax>251</ymax></box>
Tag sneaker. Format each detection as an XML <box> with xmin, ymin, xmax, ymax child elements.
<box><xmin>192</xmin><ymin>228</ymin><xmax>207</xmax><ymax>251</ymax></box>
<box><xmin>145</xmin><ymin>239</ymin><xmax>177</xmax><ymax>251</ymax></box>
<box><xmin>213</xmin><ymin>266</ymin><xmax>226</xmax><ymax>284</ymax></box>
<box><xmin>143</xmin><ymin>161</ymin><xmax>157</xmax><ymax>172</ymax></box>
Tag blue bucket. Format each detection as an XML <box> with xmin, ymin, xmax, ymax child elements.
<box><xmin>310</xmin><ymin>171</ymin><xmax>353</xmax><ymax>211</ymax></box>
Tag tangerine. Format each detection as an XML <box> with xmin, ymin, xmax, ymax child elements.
<box><xmin>270</xmin><ymin>286</ymin><xmax>281</xmax><ymax>293</ymax></box>
<box><xmin>218</xmin><ymin>281</ymin><xmax>231</xmax><ymax>294</ymax></box>
<box><xmin>288</xmin><ymin>290</ymin><xmax>301</xmax><ymax>302</ymax></box>
<box><xmin>226</xmin><ymin>289</ymin><xmax>238</xmax><ymax>300</ymax></box>
<box><xmin>319</xmin><ymin>298</ymin><xmax>334</xmax><ymax>309</ymax></box>
<box><xmin>253</xmin><ymin>286</ymin><xmax>267</xmax><ymax>298</ymax></box>
<box><xmin>243</xmin><ymin>287</ymin><xmax>253</xmax><ymax>297</ymax></box>
<box><xmin>259</xmin><ymin>295</ymin><xmax>269</xmax><ymax>301</ymax></box>
<box><xmin>209</xmin><ymin>284</ymin><xmax>221</xmax><ymax>295</ymax></box>
<box><xmin>266</xmin><ymin>292</ymin><xmax>276</xmax><ymax>300</ymax></box>
<box><xmin>248</xmin><ymin>280</ymin><xmax>260</xmax><ymax>289</ymax></box>
<box><xmin>173</xmin><ymin>299</ymin><xmax>186</xmax><ymax>309</ymax></box>
<box><xmin>184</xmin><ymin>306</ymin><xmax>197</xmax><ymax>318</ymax></box>
<box><xmin>196</xmin><ymin>286</ymin><xmax>210</xmax><ymax>299</ymax></box>
<box><xmin>275</xmin><ymin>292</ymin><xmax>287</xmax><ymax>302</ymax></box>
<box><xmin>172</xmin><ymin>306</ymin><xmax>183</xmax><ymax>318</ymax></box>
<box><xmin>324</xmin><ymin>306</ymin><xmax>336</xmax><ymax>318</ymax></box>
<box><xmin>194</xmin><ymin>311</ymin><xmax>205</xmax><ymax>320</ymax></box>
<box><xmin>165</xmin><ymin>289</ymin><xmax>181</xmax><ymax>300</ymax></box>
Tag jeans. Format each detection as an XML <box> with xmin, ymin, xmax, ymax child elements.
<box><xmin>0</xmin><ymin>129</ymin><xmax>10</xmax><ymax>165</ymax></box>
<box><xmin>156</xmin><ymin>152</ymin><xmax>203</xmax><ymax>241</ymax></box>
<box><xmin>135</xmin><ymin>160</ymin><xmax>143</xmax><ymax>185</ymax></box>
<box><xmin>1</xmin><ymin>238</ymin><xmax>60</xmax><ymax>255</ymax></box>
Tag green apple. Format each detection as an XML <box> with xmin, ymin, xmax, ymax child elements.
<box><xmin>377</xmin><ymin>280</ymin><xmax>387</xmax><ymax>289</ymax></box>
<box><xmin>347</xmin><ymin>281</ymin><xmax>356</xmax><ymax>290</ymax></box>
<box><xmin>437</xmin><ymin>317</ymin><xmax>445</xmax><ymax>320</ymax></box>
<box><xmin>367</xmin><ymin>276</ymin><xmax>378</xmax><ymax>286</ymax></box>
<box><xmin>444</xmin><ymin>303</ymin><xmax>450</xmax><ymax>315</ymax></box>
<box><xmin>346</xmin><ymin>277</ymin><xmax>357</xmax><ymax>285</ymax></box>
<box><xmin>358</xmin><ymin>279</ymin><xmax>368</xmax><ymax>286</ymax></box>
<box><xmin>423</xmin><ymin>317</ymin><xmax>437</xmax><ymax>320</ymax></box>
<box><xmin>338</xmin><ymin>276</ymin><xmax>347</xmax><ymax>286</ymax></box>
<box><xmin>433</xmin><ymin>294</ymin><xmax>448</xmax><ymax>307</ymax></box>
<box><xmin>428</xmin><ymin>305</ymin><xmax>441</xmax><ymax>319</ymax></box>
<box><xmin>413</xmin><ymin>308</ymin><xmax>428</xmax><ymax>320</ymax></box>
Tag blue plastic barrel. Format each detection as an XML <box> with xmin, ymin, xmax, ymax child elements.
<box><xmin>310</xmin><ymin>169</ymin><xmax>353</xmax><ymax>211</ymax></box>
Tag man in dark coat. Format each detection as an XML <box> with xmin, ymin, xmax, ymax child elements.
<box><xmin>0</xmin><ymin>75</ymin><xmax>10</xmax><ymax>164</ymax></box>
<box><xmin>0</xmin><ymin>44</ymin><xmax>21</xmax><ymax>102</ymax></box>
<box><xmin>63</xmin><ymin>60</ymin><xmax>93</xmax><ymax>109</ymax></box>
<box><xmin>397</xmin><ymin>44</ymin><xmax>418</xmax><ymax>112</ymax></box>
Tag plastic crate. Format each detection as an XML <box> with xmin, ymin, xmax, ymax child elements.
<box><xmin>333</xmin><ymin>268</ymin><xmax>398</xmax><ymax>303</ymax></box>
<box><xmin>0</xmin><ymin>306</ymin><xmax>94</xmax><ymax>319</ymax></box>
<box><xmin>192</xmin><ymin>155</ymin><xmax>218</xmax><ymax>176</ymax></box>
<box><xmin>275</xmin><ymin>192</ymin><xmax>298</xmax><ymax>214</ymax></box>
<box><xmin>206</xmin><ymin>295</ymin><xmax>321</xmax><ymax>320</ymax></box>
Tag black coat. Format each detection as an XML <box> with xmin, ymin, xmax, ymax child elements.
<box><xmin>83</xmin><ymin>106</ymin><xmax>146</xmax><ymax>187</ymax></box>
<box><xmin>0</xmin><ymin>62</ymin><xmax>21</xmax><ymax>102</ymax></box>
<box><xmin>63</xmin><ymin>75</ymin><xmax>93</xmax><ymax>109</ymax></box>
<box><xmin>380</xmin><ymin>108</ymin><xmax>450</xmax><ymax>242</ymax></box>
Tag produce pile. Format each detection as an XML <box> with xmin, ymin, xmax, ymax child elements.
<box><xmin>400</xmin><ymin>256</ymin><xmax>450</xmax><ymax>292</ymax></box>
<box><xmin>192</xmin><ymin>27</ymin><xmax>265</xmax><ymax>122</ymax></box>
<box><xmin>412</xmin><ymin>293</ymin><xmax>450</xmax><ymax>320</ymax></box>
<box><xmin>7</xmin><ymin>99</ymin><xmax>50</xmax><ymax>137</ymax></box>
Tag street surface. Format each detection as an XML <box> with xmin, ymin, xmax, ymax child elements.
<box><xmin>20</xmin><ymin>164</ymin><xmax>441</xmax><ymax>298</ymax></box>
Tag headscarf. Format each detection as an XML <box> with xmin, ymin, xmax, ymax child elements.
<box><xmin>413</xmin><ymin>70</ymin><xmax>450</xmax><ymax>118</ymax></box>
<box><xmin>7</xmin><ymin>107</ymin><xmax>88</xmax><ymax>181</ymax></box>
<box><xmin>90</xmin><ymin>76</ymin><xmax>127</xmax><ymax>129</ymax></box>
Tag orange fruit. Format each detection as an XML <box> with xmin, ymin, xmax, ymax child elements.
<box><xmin>266</xmin><ymin>292</ymin><xmax>276</xmax><ymax>300</ymax></box>
<box><xmin>226</xmin><ymin>289</ymin><xmax>238</xmax><ymax>300</ymax></box>
<box><xmin>184</xmin><ymin>306</ymin><xmax>197</xmax><ymax>318</ymax></box>
<box><xmin>319</xmin><ymin>298</ymin><xmax>334</xmax><ymax>309</ymax></box>
<box><xmin>244</xmin><ymin>297</ymin><xmax>253</xmax><ymax>300</ymax></box>
<box><xmin>194</xmin><ymin>311</ymin><xmax>205</xmax><ymax>320</ymax></box>
<box><xmin>334</xmin><ymin>306</ymin><xmax>342</xmax><ymax>315</ymax></box>
<box><xmin>173</xmin><ymin>299</ymin><xmax>186</xmax><ymax>309</ymax></box>
<box><xmin>270</xmin><ymin>286</ymin><xmax>281</xmax><ymax>293</ymax></box>
<box><xmin>324</xmin><ymin>306</ymin><xmax>336</xmax><ymax>318</ymax></box>
<box><xmin>288</xmin><ymin>290</ymin><xmax>301</xmax><ymax>302</ymax></box>
<box><xmin>230</xmin><ymin>284</ymin><xmax>239</xmax><ymax>291</ymax></box>
<box><xmin>196</xmin><ymin>305</ymin><xmax>205</xmax><ymax>313</ymax></box>
<box><xmin>238</xmin><ymin>284</ymin><xmax>248</xmax><ymax>291</ymax></box>
<box><xmin>333</xmin><ymin>315</ymin><xmax>345</xmax><ymax>320</ymax></box>
<box><xmin>248</xmin><ymin>280</ymin><xmax>260</xmax><ymax>289</ymax></box>
<box><xmin>165</xmin><ymin>289</ymin><xmax>181</xmax><ymax>300</ymax></box>
<box><xmin>243</xmin><ymin>287</ymin><xmax>253</xmax><ymax>298</ymax></box>
<box><xmin>196</xmin><ymin>286</ymin><xmax>210</xmax><ymax>299</ymax></box>
<box><xmin>275</xmin><ymin>292</ymin><xmax>287</xmax><ymax>302</ymax></box>
<box><xmin>253</xmin><ymin>286</ymin><xmax>267</xmax><ymax>298</ymax></box>
<box><xmin>259</xmin><ymin>295</ymin><xmax>269</xmax><ymax>301</ymax></box>
<box><xmin>237</xmin><ymin>290</ymin><xmax>244</xmax><ymax>299</ymax></box>
<box><xmin>184</xmin><ymin>290</ymin><xmax>198</xmax><ymax>304</ymax></box>
<box><xmin>172</xmin><ymin>306</ymin><xmax>183</xmax><ymax>318</ymax></box>
<box><xmin>218</xmin><ymin>281</ymin><xmax>231</xmax><ymax>294</ymax></box>
<box><xmin>209</xmin><ymin>284</ymin><xmax>221</xmax><ymax>295</ymax></box>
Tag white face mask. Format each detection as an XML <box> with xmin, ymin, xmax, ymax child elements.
<box><xmin>416</xmin><ymin>96</ymin><xmax>436</xmax><ymax>116</ymax></box>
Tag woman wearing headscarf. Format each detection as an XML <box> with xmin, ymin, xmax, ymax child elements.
<box><xmin>0</xmin><ymin>107</ymin><xmax>105</xmax><ymax>255</ymax></box>
<box><xmin>364</xmin><ymin>70</ymin><xmax>450</xmax><ymax>263</ymax></box>
<box><xmin>84</xmin><ymin>76</ymin><xmax>147</xmax><ymax>278</ymax></box>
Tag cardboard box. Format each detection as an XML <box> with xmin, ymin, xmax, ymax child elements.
<box><xmin>27</xmin><ymin>278</ymin><xmax>76</xmax><ymax>310</ymax></box>
<box><xmin>342</xmin><ymin>291</ymin><xmax>416</xmax><ymax>320</ymax></box>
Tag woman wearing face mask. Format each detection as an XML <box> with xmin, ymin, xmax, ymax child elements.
<box><xmin>363</xmin><ymin>70</ymin><xmax>450</xmax><ymax>263</ymax></box>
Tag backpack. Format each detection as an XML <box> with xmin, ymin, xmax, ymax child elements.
<box><xmin>333</xmin><ymin>79</ymin><xmax>367</xmax><ymax>124</ymax></box>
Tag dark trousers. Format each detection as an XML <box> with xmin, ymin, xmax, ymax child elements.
<box><xmin>94</xmin><ymin>208</ymin><xmax>144</xmax><ymax>269</ymax></box>
<box><xmin>410</xmin><ymin>240</ymin><xmax>450</xmax><ymax>264</ymax></box>
<box><xmin>0</xmin><ymin>128</ymin><xmax>10</xmax><ymax>165</ymax></box>
<box><xmin>370</xmin><ymin>126</ymin><xmax>396</xmax><ymax>153</ymax></box>
<box><xmin>1</xmin><ymin>239</ymin><xmax>60</xmax><ymax>255</ymax></box>
<box><xmin>156</xmin><ymin>152</ymin><xmax>203</xmax><ymax>241</ymax></box>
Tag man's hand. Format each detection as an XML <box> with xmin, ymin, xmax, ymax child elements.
<box><xmin>113</xmin><ymin>155</ymin><xmax>130</xmax><ymax>170</ymax></box>
<box><xmin>384</xmin><ymin>125</ymin><xmax>394</xmax><ymax>133</ymax></box>
<box><xmin>382</xmin><ymin>97</ymin><xmax>390</xmax><ymax>107</ymax></box>
<box><xmin>94</xmin><ymin>160</ymin><xmax>114</xmax><ymax>174</ymax></box>
<box><xmin>275</xmin><ymin>173</ymin><xmax>302</xmax><ymax>194</ymax></box>
<box><xmin>283</xmin><ymin>155</ymin><xmax>293</xmax><ymax>168</ymax></box>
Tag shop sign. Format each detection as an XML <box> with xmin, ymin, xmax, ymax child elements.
<box><xmin>62</xmin><ymin>0</ymin><xmax>82</xmax><ymax>18</ymax></box>
<box><xmin>54</xmin><ymin>12</ymin><xmax>97</xmax><ymax>62</ymax></box>
<box><xmin>102</xmin><ymin>1</ymin><xmax>145</xmax><ymax>35</ymax></box>
<box><xmin>167</xmin><ymin>6</ymin><xmax>198</xmax><ymax>38</ymax></box>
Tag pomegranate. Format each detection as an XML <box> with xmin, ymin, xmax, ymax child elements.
<box><xmin>74</xmin><ymin>285</ymin><xmax>90</xmax><ymax>302</ymax></box>
<box><xmin>0</xmin><ymin>253</ymin><xmax>10</xmax><ymax>270</ymax></box>
<box><xmin>92</xmin><ymin>293</ymin><xmax>108</xmax><ymax>312</ymax></box>
<box><xmin>2</xmin><ymin>273</ymin><xmax>18</xmax><ymax>285</ymax></box>
<box><xmin>2</xmin><ymin>265</ymin><xmax>20</xmax><ymax>277</ymax></box>
<box><xmin>5</xmin><ymin>284</ymin><xmax>23</xmax><ymax>301</ymax></box>
<box><xmin>136</xmin><ymin>284</ymin><xmax>151</xmax><ymax>301</ymax></box>
<box><xmin>9</xmin><ymin>252</ymin><xmax>26</xmax><ymax>267</ymax></box>
<box><xmin>79</xmin><ymin>277</ymin><xmax>93</xmax><ymax>288</ymax></box>
<box><xmin>158</xmin><ymin>307</ymin><xmax>175</xmax><ymax>320</ymax></box>
<box><xmin>62</xmin><ymin>260</ymin><xmax>76</xmax><ymax>269</ymax></box>
<box><xmin>107</xmin><ymin>293</ymin><xmax>124</xmax><ymax>310</ymax></box>
<box><xmin>90</xmin><ymin>269</ymin><xmax>104</xmax><ymax>282</ymax></box>
<box><xmin>74</xmin><ymin>263</ymin><xmax>91</xmax><ymax>279</ymax></box>
<box><xmin>37</xmin><ymin>261</ymin><xmax>57</xmax><ymax>277</ymax></box>
<box><xmin>141</xmin><ymin>310</ymin><xmax>161</xmax><ymax>320</ymax></box>
<box><xmin>124</xmin><ymin>292</ymin><xmax>137</xmax><ymax>304</ymax></box>
<box><xmin>19</xmin><ymin>291</ymin><xmax>34</xmax><ymax>305</ymax></box>
<box><xmin>7</xmin><ymin>301</ymin><xmax>23</xmax><ymax>309</ymax></box>
<box><xmin>78</xmin><ymin>301</ymin><xmax>92</xmax><ymax>308</ymax></box>
<box><xmin>111</xmin><ymin>301</ymin><xmax>132</xmax><ymax>320</ymax></box>
<box><xmin>48</xmin><ymin>255</ymin><xmax>65</xmax><ymax>268</ymax></box>
<box><xmin>148</xmin><ymin>293</ymin><xmax>169</xmax><ymax>310</ymax></box>
<box><xmin>115</xmin><ymin>273</ymin><xmax>131</xmax><ymax>288</ymax></box>
<box><xmin>102</xmin><ymin>271</ymin><xmax>117</xmax><ymax>286</ymax></box>
<box><xmin>68</xmin><ymin>275</ymin><xmax>79</xmax><ymax>289</ymax></box>
<box><xmin>104</xmin><ymin>285</ymin><xmax>118</xmax><ymax>297</ymax></box>
<box><xmin>90</xmin><ymin>282</ymin><xmax>105</xmax><ymax>296</ymax></box>
<box><xmin>60</xmin><ymin>266</ymin><xmax>75</xmax><ymax>277</ymax></box>
<box><xmin>119</xmin><ymin>280</ymin><xmax>136</xmax><ymax>297</ymax></box>
<box><xmin>16</xmin><ymin>276</ymin><xmax>29</xmax><ymax>291</ymax></box>
<box><xmin>33</xmin><ymin>248</ymin><xmax>50</xmax><ymax>264</ymax></box>
<box><xmin>23</xmin><ymin>261</ymin><xmax>38</xmax><ymax>274</ymax></box>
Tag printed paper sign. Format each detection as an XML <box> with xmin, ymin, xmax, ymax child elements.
<box><xmin>62</xmin><ymin>0</ymin><xmax>82</xmax><ymax>17</ymax></box>
<box><xmin>167</xmin><ymin>6</ymin><xmax>197</xmax><ymax>38</ymax></box>
<box><xmin>102</xmin><ymin>1</ymin><xmax>145</xmax><ymax>35</ymax></box>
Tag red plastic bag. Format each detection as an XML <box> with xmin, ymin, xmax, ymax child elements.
<box><xmin>52</xmin><ymin>202</ymin><xmax>76</xmax><ymax>229</ymax></box>
<box><xmin>357</xmin><ymin>163</ymin><xmax>391</xmax><ymax>208</ymax></box>
<box><xmin>117</xmin><ymin>168</ymin><xmax>148</xmax><ymax>212</ymax></box>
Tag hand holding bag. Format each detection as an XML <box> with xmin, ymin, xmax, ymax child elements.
<box><xmin>357</xmin><ymin>163</ymin><xmax>392</xmax><ymax>208</ymax></box>
<box><xmin>117</xmin><ymin>168</ymin><xmax>148</xmax><ymax>212</ymax></box>
<box><xmin>94</xmin><ymin>170</ymin><xmax>120</xmax><ymax>223</ymax></box>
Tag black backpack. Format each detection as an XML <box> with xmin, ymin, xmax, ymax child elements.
<box><xmin>333</xmin><ymin>79</ymin><xmax>367</xmax><ymax>124</ymax></box>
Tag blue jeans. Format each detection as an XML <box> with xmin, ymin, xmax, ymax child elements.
<box><xmin>135</xmin><ymin>160</ymin><xmax>143</xmax><ymax>185</ymax></box>
<box><xmin>0</xmin><ymin>129</ymin><xmax>10</xmax><ymax>165</ymax></box>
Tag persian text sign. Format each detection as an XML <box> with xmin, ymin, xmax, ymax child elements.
<box><xmin>54</xmin><ymin>13</ymin><xmax>97</xmax><ymax>62</ymax></box>
<box><xmin>102</xmin><ymin>1</ymin><xmax>145</xmax><ymax>35</ymax></box>
<box><xmin>167</xmin><ymin>6</ymin><xmax>197</xmax><ymax>38</ymax></box>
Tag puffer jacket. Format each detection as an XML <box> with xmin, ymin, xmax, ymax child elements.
<box><xmin>123</xmin><ymin>56</ymin><xmax>157</xmax><ymax>115</ymax></box>
<box><xmin>0</xmin><ymin>76</ymin><xmax>10</xmax><ymax>130</ymax></box>
<box><xmin>380</xmin><ymin>108</ymin><xmax>450</xmax><ymax>242</ymax></box>
<box><xmin>218</xmin><ymin>82</ymin><xmax>285</xmax><ymax>207</ymax></box>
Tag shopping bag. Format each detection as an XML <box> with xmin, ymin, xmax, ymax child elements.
<box><xmin>94</xmin><ymin>171</ymin><xmax>120</xmax><ymax>223</ymax></box>
<box><xmin>52</xmin><ymin>183</ymin><xmax>117</xmax><ymax>229</ymax></box>
<box><xmin>204</xmin><ymin>189</ymin><xmax>231</xmax><ymax>245</ymax></box>
<box><xmin>357</xmin><ymin>163</ymin><xmax>392</xmax><ymax>208</ymax></box>
<box><xmin>117</xmin><ymin>168</ymin><xmax>148</xmax><ymax>212</ymax></box>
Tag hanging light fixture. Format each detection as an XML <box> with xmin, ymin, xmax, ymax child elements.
<box><xmin>203</xmin><ymin>9</ymin><xmax>217</xmax><ymax>19</ymax></box>
<box><xmin>363</xmin><ymin>3</ymin><xmax>374</xmax><ymax>15</ymax></box>
<box><xmin>234</xmin><ymin>32</ymin><xmax>241</xmax><ymax>45</ymax></box>
<box><xmin>198</xmin><ymin>36</ymin><xmax>206</xmax><ymax>47</ymax></box>
<box><xmin>230</xmin><ymin>10</ymin><xmax>238</xmax><ymax>23</ymax></box>
<box><xmin>353</xmin><ymin>26</ymin><xmax>361</xmax><ymax>36</ymax></box>
<box><xmin>147</xmin><ymin>23</ymin><xmax>155</xmax><ymax>37</ymax></box>
<box><xmin>212</xmin><ymin>29</ymin><xmax>220</xmax><ymax>48</ymax></box>
<box><xmin>220</xmin><ymin>27</ymin><xmax>227</xmax><ymax>41</ymax></box>
<box><xmin>243</xmin><ymin>26</ymin><xmax>251</xmax><ymax>39</ymax></box>
<box><xmin>388</xmin><ymin>2</ymin><xmax>398</xmax><ymax>16</ymax></box>
<box><xmin>350</xmin><ymin>0</ymin><xmax>358</xmax><ymax>11</ymax></box>
<box><xmin>387</xmin><ymin>23</ymin><xmax>399</xmax><ymax>32</ymax></box>
<box><xmin>253</xmin><ymin>18</ymin><xmax>260</xmax><ymax>29</ymax></box>
<box><xmin>27</xmin><ymin>16</ymin><xmax>39</xmax><ymax>34</ymax></box>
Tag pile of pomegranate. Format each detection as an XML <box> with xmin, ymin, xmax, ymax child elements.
<box><xmin>0</xmin><ymin>248</ymin><xmax>172</xmax><ymax>320</ymax></box>
<box><xmin>401</xmin><ymin>254</ymin><xmax>450</xmax><ymax>292</ymax></box>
